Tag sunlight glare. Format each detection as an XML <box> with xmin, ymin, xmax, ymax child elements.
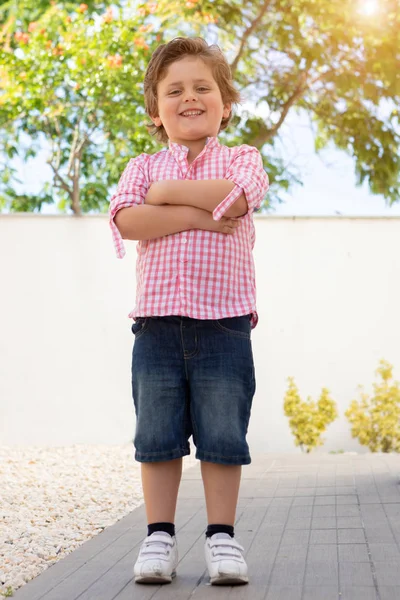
<box><xmin>359</xmin><ymin>0</ymin><xmax>380</xmax><ymax>16</ymax></box>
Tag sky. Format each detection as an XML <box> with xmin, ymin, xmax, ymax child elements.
<box><xmin>16</xmin><ymin>109</ymin><xmax>400</xmax><ymax>218</ymax></box>
<box><xmin>273</xmin><ymin>113</ymin><xmax>400</xmax><ymax>217</ymax></box>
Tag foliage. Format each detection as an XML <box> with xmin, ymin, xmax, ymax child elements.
<box><xmin>345</xmin><ymin>360</ymin><xmax>400</xmax><ymax>453</ymax></box>
<box><xmin>214</xmin><ymin>0</ymin><xmax>400</xmax><ymax>204</ymax></box>
<box><xmin>0</xmin><ymin>2</ymin><xmax>163</xmax><ymax>213</ymax></box>
<box><xmin>284</xmin><ymin>377</ymin><xmax>338</xmax><ymax>453</ymax></box>
<box><xmin>1</xmin><ymin>0</ymin><xmax>400</xmax><ymax>212</ymax></box>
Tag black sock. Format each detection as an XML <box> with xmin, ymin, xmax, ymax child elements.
<box><xmin>147</xmin><ymin>522</ymin><xmax>175</xmax><ymax>537</ymax></box>
<box><xmin>206</xmin><ymin>524</ymin><xmax>234</xmax><ymax>538</ymax></box>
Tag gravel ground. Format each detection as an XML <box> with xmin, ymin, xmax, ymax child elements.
<box><xmin>0</xmin><ymin>444</ymin><xmax>197</xmax><ymax>597</ymax></box>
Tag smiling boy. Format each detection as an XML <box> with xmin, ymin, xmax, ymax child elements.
<box><xmin>109</xmin><ymin>37</ymin><xmax>269</xmax><ymax>586</ymax></box>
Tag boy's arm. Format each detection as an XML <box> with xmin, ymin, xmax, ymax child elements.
<box><xmin>115</xmin><ymin>204</ymin><xmax>241</xmax><ymax>241</ymax></box>
<box><xmin>212</xmin><ymin>146</ymin><xmax>269</xmax><ymax>221</ymax></box>
<box><xmin>109</xmin><ymin>155</ymin><xmax>149</xmax><ymax>258</ymax></box>
<box><xmin>145</xmin><ymin>180</ymin><xmax>248</xmax><ymax>218</ymax></box>
<box><xmin>115</xmin><ymin>204</ymin><xmax>196</xmax><ymax>241</ymax></box>
<box><xmin>145</xmin><ymin>146</ymin><xmax>269</xmax><ymax>220</ymax></box>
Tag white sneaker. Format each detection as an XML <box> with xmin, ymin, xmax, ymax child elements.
<box><xmin>205</xmin><ymin>533</ymin><xmax>249</xmax><ymax>585</ymax></box>
<box><xmin>133</xmin><ymin>532</ymin><xmax>178</xmax><ymax>584</ymax></box>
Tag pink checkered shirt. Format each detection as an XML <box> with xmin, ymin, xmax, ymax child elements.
<box><xmin>109</xmin><ymin>137</ymin><xmax>269</xmax><ymax>328</ymax></box>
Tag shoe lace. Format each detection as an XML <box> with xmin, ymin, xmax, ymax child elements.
<box><xmin>209</xmin><ymin>537</ymin><xmax>244</xmax><ymax>561</ymax></box>
<box><xmin>140</xmin><ymin>533</ymin><xmax>174</xmax><ymax>559</ymax></box>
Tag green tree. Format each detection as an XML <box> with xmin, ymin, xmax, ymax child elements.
<box><xmin>345</xmin><ymin>360</ymin><xmax>400</xmax><ymax>452</ymax></box>
<box><xmin>212</xmin><ymin>0</ymin><xmax>400</xmax><ymax>205</ymax></box>
<box><xmin>0</xmin><ymin>2</ymin><xmax>164</xmax><ymax>212</ymax></box>
<box><xmin>284</xmin><ymin>377</ymin><xmax>338</xmax><ymax>453</ymax></box>
<box><xmin>0</xmin><ymin>0</ymin><xmax>105</xmax><ymax>28</ymax></box>
<box><xmin>1</xmin><ymin>0</ymin><xmax>399</xmax><ymax>213</ymax></box>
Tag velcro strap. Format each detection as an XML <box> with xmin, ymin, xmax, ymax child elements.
<box><xmin>145</xmin><ymin>534</ymin><xmax>174</xmax><ymax>546</ymax></box>
<box><xmin>209</xmin><ymin>538</ymin><xmax>244</xmax><ymax>551</ymax></box>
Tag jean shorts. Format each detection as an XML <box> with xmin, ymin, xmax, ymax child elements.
<box><xmin>131</xmin><ymin>315</ymin><xmax>256</xmax><ymax>465</ymax></box>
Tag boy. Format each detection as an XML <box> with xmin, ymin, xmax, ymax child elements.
<box><xmin>109</xmin><ymin>37</ymin><xmax>269</xmax><ymax>586</ymax></box>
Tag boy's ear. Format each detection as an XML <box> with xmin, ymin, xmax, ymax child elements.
<box><xmin>151</xmin><ymin>115</ymin><xmax>162</xmax><ymax>127</ymax></box>
<box><xmin>223</xmin><ymin>103</ymin><xmax>231</xmax><ymax>119</ymax></box>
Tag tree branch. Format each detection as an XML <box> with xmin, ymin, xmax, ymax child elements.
<box><xmin>43</xmin><ymin>116</ymin><xmax>74</xmax><ymax>200</ymax></box>
<box><xmin>49</xmin><ymin>163</ymin><xmax>72</xmax><ymax>196</ymax></box>
<box><xmin>230</xmin><ymin>0</ymin><xmax>272</xmax><ymax>76</ymax></box>
<box><xmin>67</xmin><ymin>126</ymin><xmax>80</xmax><ymax>177</ymax></box>
<box><xmin>252</xmin><ymin>71</ymin><xmax>309</xmax><ymax>148</ymax></box>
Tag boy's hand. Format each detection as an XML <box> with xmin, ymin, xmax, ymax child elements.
<box><xmin>192</xmin><ymin>207</ymin><xmax>241</xmax><ymax>235</ymax></box>
<box><xmin>145</xmin><ymin>182</ymin><xmax>164</xmax><ymax>206</ymax></box>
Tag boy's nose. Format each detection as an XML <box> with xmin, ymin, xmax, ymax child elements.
<box><xmin>183</xmin><ymin>92</ymin><xmax>198</xmax><ymax>102</ymax></box>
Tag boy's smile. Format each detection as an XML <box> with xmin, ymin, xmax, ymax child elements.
<box><xmin>151</xmin><ymin>56</ymin><xmax>231</xmax><ymax>157</ymax></box>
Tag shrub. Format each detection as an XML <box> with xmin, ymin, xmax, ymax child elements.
<box><xmin>283</xmin><ymin>377</ymin><xmax>338</xmax><ymax>453</ymax></box>
<box><xmin>345</xmin><ymin>359</ymin><xmax>400</xmax><ymax>452</ymax></box>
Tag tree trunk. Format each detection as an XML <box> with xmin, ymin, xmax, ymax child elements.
<box><xmin>71</xmin><ymin>156</ymin><xmax>81</xmax><ymax>215</ymax></box>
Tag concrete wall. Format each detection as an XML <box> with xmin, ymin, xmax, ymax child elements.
<box><xmin>1</xmin><ymin>215</ymin><xmax>400</xmax><ymax>453</ymax></box>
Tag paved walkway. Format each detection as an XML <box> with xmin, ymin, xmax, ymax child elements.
<box><xmin>12</xmin><ymin>453</ymin><xmax>400</xmax><ymax>600</ymax></box>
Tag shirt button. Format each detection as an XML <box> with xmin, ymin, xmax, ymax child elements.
<box><xmin>181</xmin><ymin>237</ymin><xmax>187</xmax><ymax>244</ymax></box>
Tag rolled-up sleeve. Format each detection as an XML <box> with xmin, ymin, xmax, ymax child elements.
<box><xmin>213</xmin><ymin>145</ymin><xmax>269</xmax><ymax>221</ymax></box>
<box><xmin>109</xmin><ymin>154</ymin><xmax>149</xmax><ymax>258</ymax></box>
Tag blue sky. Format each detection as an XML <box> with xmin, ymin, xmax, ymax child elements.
<box><xmin>274</xmin><ymin>112</ymin><xmax>400</xmax><ymax>217</ymax></box>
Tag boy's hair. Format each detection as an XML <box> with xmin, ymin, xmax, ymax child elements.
<box><xmin>144</xmin><ymin>37</ymin><xmax>240</xmax><ymax>143</ymax></box>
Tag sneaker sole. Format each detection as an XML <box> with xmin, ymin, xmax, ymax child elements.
<box><xmin>134</xmin><ymin>571</ymin><xmax>176</xmax><ymax>584</ymax></box>
<box><xmin>210</xmin><ymin>575</ymin><xmax>249</xmax><ymax>586</ymax></box>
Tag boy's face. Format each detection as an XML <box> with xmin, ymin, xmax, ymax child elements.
<box><xmin>152</xmin><ymin>56</ymin><xmax>231</xmax><ymax>149</ymax></box>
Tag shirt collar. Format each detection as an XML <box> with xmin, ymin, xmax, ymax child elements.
<box><xmin>168</xmin><ymin>136</ymin><xmax>220</xmax><ymax>159</ymax></box>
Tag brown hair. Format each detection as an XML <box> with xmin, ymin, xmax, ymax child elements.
<box><xmin>143</xmin><ymin>37</ymin><xmax>240</xmax><ymax>143</ymax></box>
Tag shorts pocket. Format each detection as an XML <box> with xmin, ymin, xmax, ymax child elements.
<box><xmin>212</xmin><ymin>315</ymin><xmax>251</xmax><ymax>339</ymax></box>
<box><xmin>131</xmin><ymin>317</ymin><xmax>149</xmax><ymax>339</ymax></box>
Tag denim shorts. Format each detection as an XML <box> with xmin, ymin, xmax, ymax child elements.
<box><xmin>131</xmin><ymin>315</ymin><xmax>256</xmax><ymax>465</ymax></box>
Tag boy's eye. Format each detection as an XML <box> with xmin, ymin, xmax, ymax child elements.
<box><xmin>167</xmin><ymin>87</ymin><xmax>210</xmax><ymax>95</ymax></box>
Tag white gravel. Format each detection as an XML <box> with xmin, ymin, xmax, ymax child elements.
<box><xmin>0</xmin><ymin>444</ymin><xmax>197</xmax><ymax>597</ymax></box>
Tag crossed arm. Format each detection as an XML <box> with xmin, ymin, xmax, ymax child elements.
<box><xmin>114</xmin><ymin>180</ymin><xmax>247</xmax><ymax>241</ymax></box>
<box><xmin>145</xmin><ymin>180</ymin><xmax>248</xmax><ymax>218</ymax></box>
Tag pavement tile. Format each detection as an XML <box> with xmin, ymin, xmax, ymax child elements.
<box><xmin>314</xmin><ymin>496</ymin><xmax>336</xmax><ymax>505</ymax></box>
<box><xmin>374</xmin><ymin>561</ymin><xmax>400</xmax><ymax>586</ymax></box>
<box><xmin>369</xmin><ymin>543</ymin><xmax>400</xmax><ymax>562</ymax></box>
<box><xmin>286</xmin><ymin>517</ymin><xmax>312</xmax><ymax>530</ymax></box>
<box><xmin>364</xmin><ymin>526</ymin><xmax>396</xmax><ymax>543</ymax></box>
<box><xmin>307</xmin><ymin>544</ymin><xmax>337</xmax><ymax>562</ymax></box>
<box><xmin>339</xmin><ymin>586</ymin><xmax>378</xmax><ymax>600</ymax></box>
<box><xmin>295</xmin><ymin>488</ymin><xmax>316</xmax><ymax>497</ymax></box>
<box><xmin>338</xmin><ymin>543</ymin><xmax>370</xmax><ymax>562</ymax></box>
<box><xmin>302</xmin><ymin>586</ymin><xmax>338</xmax><ymax>600</ymax></box>
<box><xmin>277</xmin><ymin>545</ymin><xmax>308</xmax><ymax>561</ymax></box>
<box><xmin>309</xmin><ymin>529</ymin><xmax>337</xmax><ymax>545</ymax></box>
<box><xmin>312</xmin><ymin>505</ymin><xmax>336</xmax><ymax>518</ymax></box>
<box><xmin>339</xmin><ymin>561</ymin><xmax>374</xmax><ymax>586</ymax></box>
<box><xmin>379</xmin><ymin>587</ymin><xmax>400</xmax><ymax>600</ymax></box>
<box><xmin>311</xmin><ymin>517</ymin><xmax>336</xmax><ymax>529</ymax></box>
<box><xmin>269</xmin><ymin>561</ymin><xmax>306</xmax><ymax>586</ymax></box>
<box><xmin>304</xmin><ymin>562</ymin><xmax>338</xmax><ymax>586</ymax></box>
<box><xmin>337</xmin><ymin>516</ymin><xmax>363</xmax><ymax>528</ymax></box>
<box><xmin>336</xmin><ymin>495</ymin><xmax>358</xmax><ymax>505</ymax></box>
<box><xmin>280</xmin><ymin>529</ymin><xmax>309</xmax><ymax>546</ymax></box>
<box><xmin>292</xmin><ymin>496</ymin><xmax>314</xmax><ymax>505</ymax></box>
<box><xmin>265</xmin><ymin>586</ymin><xmax>302</xmax><ymax>600</ymax></box>
<box><xmin>336</xmin><ymin>505</ymin><xmax>360</xmax><ymax>517</ymax></box>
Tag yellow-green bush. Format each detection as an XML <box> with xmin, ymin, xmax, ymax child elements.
<box><xmin>283</xmin><ymin>377</ymin><xmax>338</xmax><ymax>453</ymax></box>
<box><xmin>345</xmin><ymin>360</ymin><xmax>400</xmax><ymax>452</ymax></box>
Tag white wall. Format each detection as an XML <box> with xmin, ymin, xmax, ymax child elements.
<box><xmin>1</xmin><ymin>215</ymin><xmax>400</xmax><ymax>452</ymax></box>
